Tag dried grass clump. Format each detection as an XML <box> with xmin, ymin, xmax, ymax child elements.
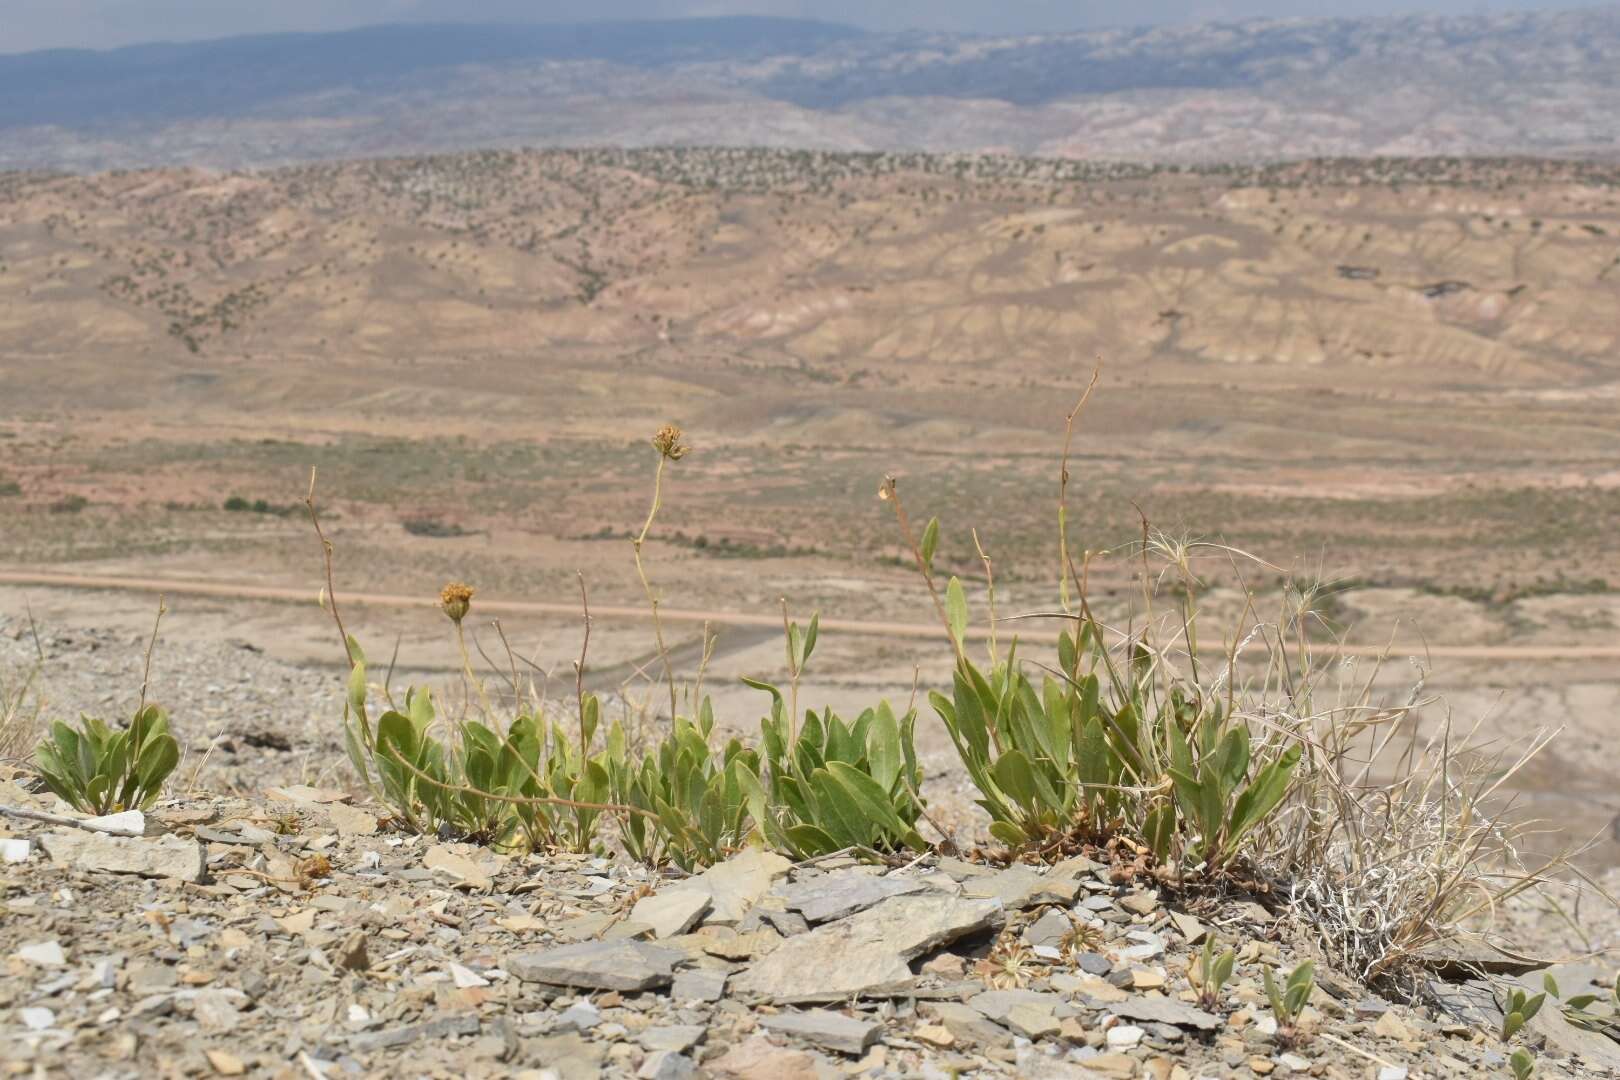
<box><xmin>1210</xmin><ymin>576</ymin><xmax>1575</xmax><ymax>987</ymax></box>
<box><xmin>1274</xmin><ymin>682</ymin><xmax>1566</xmax><ymax>986</ymax></box>
<box><xmin>0</xmin><ymin>659</ymin><xmax>45</xmax><ymax>765</ymax></box>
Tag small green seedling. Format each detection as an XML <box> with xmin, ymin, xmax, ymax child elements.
<box><xmin>1502</xmin><ymin>985</ymin><xmax>1547</xmax><ymax>1042</ymax></box>
<box><xmin>1263</xmin><ymin>960</ymin><xmax>1316</xmax><ymax>1048</ymax></box>
<box><xmin>1192</xmin><ymin>934</ymin><xmax>1237</xmax><ymax>1012</ymax></box>
<box><xmin>1510</xmin><ymin>1047</ymin><xmax>1535</xmax><ymax>1079</ymax></box>
<box><xmin>33</xmin><ymin>705</ymin><xmax>180</xmax><ymax>815</ymax></box>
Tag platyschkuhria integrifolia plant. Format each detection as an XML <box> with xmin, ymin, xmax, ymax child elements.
<box><xmin>635</xmin><ymin>424</ymin><xmax>689</xmax><ymax>723</ymax></box>
<box><xmin>439</xmin><ymin>582</ymin><xmax>491</xmax><ymax>717</ymax></box>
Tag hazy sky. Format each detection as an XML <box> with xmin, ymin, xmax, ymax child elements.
<box><xmin>2</xmin><ymin>0</ymin><xmax>1611</xmax><ymax>53</ymax></box>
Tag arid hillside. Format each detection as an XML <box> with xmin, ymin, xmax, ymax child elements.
<box><xmin>2</xmin><ymin>148</ymin><xmax>1619</xmax><ymax>603</ymax></box>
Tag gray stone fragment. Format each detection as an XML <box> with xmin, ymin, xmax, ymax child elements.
<box><xmin>1023</xmin><ymin>908</ymin><xmax>1074</xmax><ymax>949</ymax></box>
<box><xmin>1168</xmin><ymin>910</ymin><xmax>1207</xmax><ymax>945</ymax></box>
<box><xmin>935</xmin><ymin>856</ymin><xmax>997</xmax><ymax>881</ymax></box>
<box><xmin>1118</xmin><ymin>891</ymin><xmax>1159</xmax><ymax>916</ymax></box>
<box><xmin>967</xmin><ymin>989</ymin><xmax>1063</xmax><ymax>1024</ymax></box>
<box><xmin>38</xmin><ymin>829</ymin><xmax>205</xmax><ymax>881</ymax></box>
<box><xmin>760</xmin><ymin>1009</ymin><xmax>884</xmax><ymax>1055</ymax></box>
<box><xmin>1078</xmin><ymin>952</ymin><xmax>1112</xmax><ymax>976</ymax></box>
<box><xmin>1427</xmin><ymin>979</ymin><xmax>1498</xmax><ymax>1028</ymax></box>
<box><xmin>759</xmin><ymin>908</ymin><xmax>811</xmax><ymax>936</ymax></box>
<box><xmin>508</xmin><ymin>940</ymin><xmax>685</xmax><ymax>992</ymax></box>
<box><xmin>1005</xmin><ymin>1002</ymin><xmax>1060</xmax><ymax>1040</ymax></box>
<box><xmin>638</xmin><ymin>1051</ymin><xmax>697</xmax><ymax>1080</ymax></box>
<box><xmin>556</xmin><ymin>1003</ymin><xmax>601</xmax><ymax>1032</ymax></box>
<box><xmin>779</xmin><ymin>873</ymin><xmax>926</xmax><ymax>923</ymax></box>
<box><xmin>671</xmin><ymin>968</ymin><xmax>727</xmax><ymax>1002</ymax></box>
<box><xmin>1418</xmin><ymin>936</ymin><xmax>1544</xmax><ymax>977</ymax></box>
<box><xmin>14</xmin><ymin>941</ymin><xmax>65</xmax><ymax>967</ymax></box>
<box><xmin>732</xmin><ymin>894</ymin><xmax>1001</xmax><ymax>1002</ymax></box>
<box><xmin>631</xmin><ymin>890</ymin><xmax>712</xmax><ymax>939</ymax></box>
<box><xmin>348</xmin><ymin>1012</ymin><xmax>481</xmax><ymax>1051</ymax></box>
<box><xmin>1106</xmin><ymin>997</ymin><xmax>1221</xmax><ymax>1031</ymax></box>
<box><xmin>639</xmin><ymin>1025</ymin><xmax>705</xmax><ymax>1053</ymax></box>
<box><xmin>666</xmin><ymin>848</ymin><xmax>791</xmax><ymax>926</ymax></box>
<box><xmin>920</xmin><ymin>1001</ymin><xmax>1013</xmax><ymax>1048</ymax></box>
<box><xmin>962</xmin><ymin>864</ymin><xmax>1048</xmax><ymax>910</ymax></box>
<box><xmin>1050</xmin><ymin>854</ymin><xmax>1105</xmax><ymax>878</ymax></box>
<box><xmin>189</xmin><ymin>989</ymin><xmax>243</xmax><ymax>1033</ymax></box>
<box><xmin>520</xmin><ymin>1032</ymin><xmax>603</xmax><ymax>1080</ymax></box>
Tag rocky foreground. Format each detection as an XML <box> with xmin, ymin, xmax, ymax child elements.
<box><xmin>2</xmin><ymin>778</ymin><xmax>1618</xmax><ymax>1080</ymax></box>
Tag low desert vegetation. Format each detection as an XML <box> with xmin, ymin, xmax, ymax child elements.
<box><xmin>294</xmin><ymin>399</ymin><xmax>1573</xmax><ymax>991</ymax></box>
<box><xmin>11</xmin><ymin>394</ymin><xmax>1578</xmax><ymax>998</ymax></box>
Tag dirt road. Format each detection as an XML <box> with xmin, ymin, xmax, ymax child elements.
<box><xmin>4</xmin><ymin>569</ymin><xmax>1618</xmax><ymax>661</ymax></box>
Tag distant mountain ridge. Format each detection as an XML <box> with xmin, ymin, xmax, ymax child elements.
<box><xmin>3</xmin><ymin>8</ymin><xmax>1619</xmax><ymax>170</ymax></box>
<box><xmin>0</xmin><ymin>18</ymin><xmax>865</xmax><ymax>129</ymax></box>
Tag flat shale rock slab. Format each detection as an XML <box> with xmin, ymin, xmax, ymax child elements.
<box><xmin>668</xmin><ymin>848</ymin><xmax>792</xmax><ymax>926</ymax></box>
<box><xmin>732</xmin><ymin>894</ymin><xmax>1001</xmax><ymax>1002</ymax></box>
<box><xmin>508</xmin><ymin>939</ymin><xmax>685</xmax><ymax>991</ymax></box>
<box><xmin>778</xmin><ymin>872</ymin><xmax>927</xmax><ymax>923</ymax></box>
<box><xmin>760</xmin><ymin>1009</ymin><xmax>884</xmax><ymax>1055</ymax></box>
<box><xmin>1105</xmin><ymin>996</ymin><xmax>1221</xmax><ymax>1031</ymax></box>
<box><xmin>38</xmin><ymin>829</ymin><xmax>205</xmax><ymax>881</ymax></box>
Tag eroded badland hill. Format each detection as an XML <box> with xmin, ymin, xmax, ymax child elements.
<box><xmin>2</xmin><ymin>150</ymin><xmax>1618</xmax><ymax>593</ymax></box>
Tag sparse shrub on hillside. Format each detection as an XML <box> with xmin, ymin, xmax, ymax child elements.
<box><xmin>49</xmin><ymin>494</ymin><xmax>88</xmax><ymax>514</ymax></box>
<box><xmin>873</xmin><ymin>382</ymin><xmax>1567</xmax><ymax>984</ymax></box>
<box><xmin>223</xmin><ymin>495</ymin><xmax>295</xmax><ymax>516</ymax></box>
<box><xmin>402</xmin><ymin>516</ymin><xmax>469</xmax><ymax>538</ymax></box>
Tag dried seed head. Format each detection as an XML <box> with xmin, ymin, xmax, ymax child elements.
<box><xmin>651</xmin><ymin>424</ymin><xmax>690</xmax><ymax>461</ymax></box>
<box><xmin>439</xmin><ymin>582</ymin><xmax>475</xmax><ymax>623</ymax></box>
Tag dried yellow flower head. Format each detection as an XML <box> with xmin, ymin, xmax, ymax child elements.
<box><xmin>439</xmin><ymin>582</ymin><xmax>475</xmax><ymax>623</ymax></box>
<box><xmin>651</xmin><ymin>424</ymin><xmax>690</xmax><ymax>461</ymax></box>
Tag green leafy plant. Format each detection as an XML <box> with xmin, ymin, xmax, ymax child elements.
<box><xmin>881</xmin><ymin>472</ymin><xmax>1305</xmax><ymax>873</ymax></box>
<box><xmin>1502</xmin><ymin>984</ymin><xmax>1547</xmax><ymax>1043</ymax></box>
<box><xmin>1191</xmin><ymin>934</ymin><xmax>1237</xmax><ymax>1012</ymax></box>
<box><xmin>1263</xmin><ymin>960</ymin><xmax>1316</xmax><ymax>1048</ymax></box>
<box><xmin>1510</xmin><ymin>1047</ymin><xmax>1535</xmax><ymax>1080</ymax></box>
<box><xmin>607</xmin><ymin>700</ymin><xmax>759</xmax><ymax>871</ymax></box>
<box><xmin>344</xmin><ymin>650</ymin><xmax>614</xmax><ymax>854</ymax></box>
<box><xmin>33</xmin><ymin>705</ymin><xmax>180</xmax><ymax>814</ymax></box>
<box><xmin>1167</xmin><ymin>708</ymin><xmax>1303</xmax><ymax>869</ymax></box>
<box><xmin>739</xmin><ymin>609</ymin><xmax>927</xmax><ymax>858</ymax></box>
<box><xmin>926</xmin><ymin>615</ymin><xmax>1300</xmax><ymax>868</ymax></box>
<box><xmin>742</xmin><ymin>696</ymin><xmax>927</xmax><ymax>858</ymax></box>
